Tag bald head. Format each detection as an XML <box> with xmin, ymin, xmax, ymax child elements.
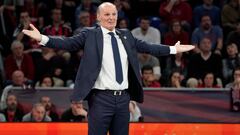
<box><xmin>97</xmin><ymin>2</ymin><xmax>118</xmax><ymax>31</ymax></box>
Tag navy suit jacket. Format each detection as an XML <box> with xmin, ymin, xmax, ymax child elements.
<box><xmin>45</xmin><ymin>26</ymin><xmax>170</xmax><ymax>103</ymax></box>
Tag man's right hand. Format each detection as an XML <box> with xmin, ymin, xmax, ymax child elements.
<box><xmin>22</xmin><ymin>24</ymin><xmax>42</xmax><ymax>42</ymax></box>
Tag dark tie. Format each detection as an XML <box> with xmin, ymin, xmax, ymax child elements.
<box><xmin>108</xmin><ymin>32</ymin><xmax>123</xmax><ymax>84</ymax></box>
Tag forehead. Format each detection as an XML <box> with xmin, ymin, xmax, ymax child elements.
<box><xmin>42</xmin><ymin>96</ymin><xmax>50</xmax><ymax>100</ymax></box>
<box><xmin>8</xmin><ymin>95</ymin><xmax>16</xmax><ymax>100</ymax></box>
<box><xmin>99</xmin><ymin>4</ymin><xmax>117</xmax><ymax>14</ymax></box>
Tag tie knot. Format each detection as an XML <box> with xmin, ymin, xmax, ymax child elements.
<box><xmin>108</xmin><ymin>32</ymin><xmax>115</xmax><ymax>37</ymax></box>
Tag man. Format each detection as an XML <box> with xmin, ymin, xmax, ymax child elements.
<box><xmin>191</xmin><ymin>15</ymin><xmax>223</xmax><ymax>54</ymax></box>
<box><xmin>4</xmin><ymin>40</ymin><xmax>35</xmax><ymax>80</ymax></box>
<box><xmin>141</xmin><ymin>65</ymin><xmax>161</xmax><ymax>87</ymax></box>
<box><xmin>131</xmin><ymin>16</ymin><xmax>161</xmax><ymax>44</ymax></box>
<box><xmin>61</xmin><ymin>101</ymin><xmax>88</xmax><ymax>122</ymax></box>
<box><xmin>22</xmin><ymin>103</ymin><xmax>51</xmax><ymax>122</ymax></box>
<box><xmin>39</xmin><ymin>96</ymin><xmax>59</xmax><ymax>121</ymax></box>
<box><xmin>23</xmin><ymin>2</ymin><xmax>194</xmax><ymax>135</ymax></box>
<box><xmin>2</xmin><ymin>94</ymin><xmax>24</xmax><ymax>122</ymax></box>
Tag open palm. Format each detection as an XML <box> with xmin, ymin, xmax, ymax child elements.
<box><xmin>174</xmin><ymin>41</ymin><xmax>195</xmax><ymax>53</ymax></box>
<box><xmin>22</xmin><ymin>24</ymin><xmax>42</xmax><ymax>42</ymax></box>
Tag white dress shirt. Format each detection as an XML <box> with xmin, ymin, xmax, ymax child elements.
<box><xmin>93</xmin><ymin>26</ymin><xmax>129</xmax><ymax>90</ymax></box>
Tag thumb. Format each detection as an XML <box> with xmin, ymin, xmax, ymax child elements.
<box><xmin>175</xmin><ymin>41</ymin><xmax>180</xmax><ymax>46</ymax></box>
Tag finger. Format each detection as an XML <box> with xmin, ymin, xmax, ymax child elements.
<box><xmin>29</xmin><ymin>24</ymin><xmax>38</xmax><ymax>31</ymax></box>
<box><xmin>175</xmin><ymin>41</ymin><xmax>180</xmax><ymax>46</ymax></box>
<box><xmin>22</xmin><ymin>30</ymin><xmax>32</xmax><ymax>36</ymax></box>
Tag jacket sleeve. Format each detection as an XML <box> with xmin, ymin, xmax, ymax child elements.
<box><xmin>45</xmin><ymin>28</ymin><xmax>89</xmax><ymax>51</ymax></box>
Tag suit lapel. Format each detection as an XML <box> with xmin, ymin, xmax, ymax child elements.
<box><xmin>95</xmin><ymin>27</ymin><xmax>103</xmax><ymax>61</ymax></box>
<box><xmin>116</xmin><ymin>29</ymin><xmax>132</xmax><ymax>57</ymax></box>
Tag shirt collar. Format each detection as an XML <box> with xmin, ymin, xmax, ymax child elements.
<box><xmin>101</xmin><ymin>26</ymin><xmax>116</xmax><ymax>36</ymax></box>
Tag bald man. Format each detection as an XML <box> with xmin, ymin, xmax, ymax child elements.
<box><xmin>22</xmin><ymin>2</ymin><xmax>194</xmax><ymax>135</ymax></box>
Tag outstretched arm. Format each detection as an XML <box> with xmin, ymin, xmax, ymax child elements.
<box><xmin>22</xmin><ymin>24</ymin><xmax>86</xmax><ymax>51</ymax></box>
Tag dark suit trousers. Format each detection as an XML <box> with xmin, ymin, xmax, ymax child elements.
<box><xmin>88</xmin><ymin>89</ymin><xmax>130</xmax><ymax>135</ymax></box>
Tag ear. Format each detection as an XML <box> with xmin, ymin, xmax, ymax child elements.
<box><xmin>97</xmin><ymin>14</ymin><xmax>100</xmax><ymax>22</ymax></box>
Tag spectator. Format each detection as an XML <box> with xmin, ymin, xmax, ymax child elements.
<box><xmin>117</xmin><ymin>18</ymin><xmax>129</xmax><ymax>29</ymax></box>
<box><xmin>222</xmin><ymin>43</ymin><xmax>240</xmax><ymax>84</ymax></box>
<box><xmin>22</xmin><ymin>103</ymin><xmax>51</xmax><ymax>122</ymax></box>
<box><xmin>230</xmin><ymin>77</ymin><xmax>240</xmax><ymax>112</ymax></box>
<box><xmin>164</xmin><ymin>52</ymin><xmax>188</xmax><ymax>82</ymax></box>
<box><xmin>129</xmin><ymin>101</ymin><xmax>143</xmax><ymax>122</ymax></box>
<box><xmin>74</xmin><ymin>10</ymin><xmax>91</xmax><ymax>35</ymax></box>
<box><xmin>4</xmin><ymin>70</ymin><xmax>33</xmax><ymax>90</ymax></box>
<box><xmin>226</xmin><ymin>67</ymin><xmax>240</xmax><ymax>88</ymax></box>
<box><xmin>191</xmin><ymin>15</ymin><xmax>223</xmax><ymax>54</ymax></box>
<box><xmin>0</xmin><ymin>0</ymin><xmax>24</xmax><ymax>38</ymax></box>
<box><xmin>4</xmin><ymin>40</ymin><xmax>35</xmax><ymax>80</ymax></box>
<box><xmin>33</xmin><ymin>47</ymin><xmax>66</xmax><ymax>86</ymax></box>
<box><xmin>188</xmin><ymin>37</ymin><xmax>222</xmax><ymax>81</ymax></box>
<box><xmin>164</xmin><ymin>19</ymin><xmax>189</xmax><ymax>45</ymax></box>
<box><xmin>39</xmin><ymin>96</ymin><xmax>59</xmax><ymax>121</ymax></box>
<box><xmin>131</xmin><ymin>16</ymin><xmax>161</xmax><ymax>44</ymax></box>
<box><xmin>159</xmin><ymin>0</ymin><xmax>192</xmax><ymax>34</ymax></box>
<box><xmin>42</xmin><ymin>8</ymin><xmax>72</xmax><ymax>37</ymax></box>
<box><xmin>221</xmin><ymin>0</ymin><xmax>240</xmax><ymax>36</ymax></box>
<box><xmin>166</xmin><ymin>70</ymin><xmax>184</xmax><ymax>88</ymax></box>
<box><xmin>74</xmin><ymin>0</ymin><xmax>98</xmax><ymax>29</ymax></box>
<box><xmin>138</xmin><ymin>53</ymin><xmax>161</xmax><ymax>81</ymax></box>
<box><xmin>61</xmin><ymin>101</ymin><xmax>87</xmax><ymax>122</ymax></box>
<box><xmin>186</xmin><ymin>78</ymin><xmax>199</xmax><ymax>88</ymax></box>
<box><xmin>141</xmin><ymin>65</ymin><xmax>161</xmax><ymax>88</ymax></box>
<box><xmin>37</xmin><ymin>74</ymin><xmax>54</xmax><ymax>87</ymax></box>
<box><xmin>2</xmin><ymin>94</ymin><xmax>24</xmax><ymax>122</ymax></box>
<box><xmin>62</xmin><ymin>0</ymin><xmax>77</xmax><ymax>29</ymax></box>
<box><xmin>114</xmin><ymin>0</ymin><xmax>130</xmax><ymax>20</ymax></box>
<box><xmin>13</xmin><ymin>10</ymin><xmax>39</xmax><ymax>51</ymax></box>
<box><xmin>0</xmin><ymin>113</ymin><xmax>6</xmax><ymax>122</ymax></box>
<box><xmin>198</xmin><ymin>72</ymin><xmax>221</xmax><ymax>88</ymax></box>
<box><xmin>42</xmin><ymin>8</ymin><xmax>72</xmax><ymax>63</ymax></box>
<box><xmin>193</xmin><ymin>0</ymin><xmax>221</xmax><ymax>28</ymax></box>
<box><xmin>226</xmin><ymin>22</ymin><xmax>240</xmax><ymax>50</ymax></box>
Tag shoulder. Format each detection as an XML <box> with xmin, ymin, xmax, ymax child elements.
<box><xmin>44</xmin><ymin>115</ymin><xmax>52</xmax><ymax>122</ymax></box>
<box><xmin>22</xmin><ymin>113</ymin><xmax>31</xmax><ymax>121</ymax></box>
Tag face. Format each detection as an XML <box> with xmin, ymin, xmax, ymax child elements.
<box><xmin>227</xmin><ymin>43</ymin><xmax>238</xmax><ymax>57</ymax></box>
<box><xmin>203</xmin><ymin>0</ymin><xmax>213</xmax><ymax>5</ymax></box>
<box><xmin>97</xmin><ymin>3</ymin><xmax>118</xmax><ymax>31</ymax></box>
<box><xmin>32</xmin><ymin>105</ymin><xmax>46</xmax><ymax>122</ymax></box>
<box><xmin>41</xmin><ymin>77</ymin><xmax>53</xmax><ymax>87</ymax></box>
<box><xmin>199</xmin><ymin>38</ymin><xmax>212</xmax><ymax>52</ymax></box>
<box><xmin>79</xmin><ymin>12</ymin><xmax>90</xmax><ymax>27</ymax></box>
<box><xmin>12</xmin><ymin>44</ymin><xmax>24</xmax><ymax>58</ymax></box>
<box><xmin>140</xmin><ymin>19</ymin><xmax>150</xmax><ymax>31</ymax></box>
<box><xmin>71</xmin><ymin>101</ymin><xmax>83</xmax><ymax>111</ymax></box>
<box><xmin>52</xmin><ymin>9</ymin><xmax>62</xmax><ymax>23</ymax></box>
<box><xmin>7</xmin><ymin>95</ymin><xmax>17</xmax><ymax>111</ymax></box>
<box><xmin>234</xmin><ymin>70</ymin><xmax>240</xmax><ymax>81</ymax></box>
<box><xmin>142</xmin><ymin>70</ymin><xmax>153</xmax><ymax>81</ymax></box>
<box><xmin>171</xmin><ymin>72</ymin><xmax>181</xmax><ymax>84</ymax></box>
<box><xmin>12</xmin><ymin>71</ymin><xmax>25</xmax><ymax>86</ymax></box>
<box><xmin>40</xmin><ymin>97</ymin><xmax>52</xmax><ymax>111</ymax></box>
<box><xmin>204</xmin><ymin>73</ymin><xmax>214</xmax><ymax>87</ymax></box>
<box><xmin>201</xmin><ymin>16</ymin><xmax>211</xmax><ymax>30</ymax></box>
<box><xmin>172</xmin><ymin>21</ymin><xmax>181</xmax><ymax>33</ymax></box>
<box><xmin>118</xmin><ymin>19</ymin><xmax>127</xmax><ymax>29</ymax></box>
<box><xmin>20</xmin><ymin>12</ymin><xmax>30</xmax><ymax>24</ymax></box>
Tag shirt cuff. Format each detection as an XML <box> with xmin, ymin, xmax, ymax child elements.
<box><xmin>39</xmin><ymin>35</ymin><xmax>49</xmax><ymax>46</ymax></box>
<box><xmin>169</xmin><ymin>46</ymin><xmax>177</xmax><ymax>54</ymax></box>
